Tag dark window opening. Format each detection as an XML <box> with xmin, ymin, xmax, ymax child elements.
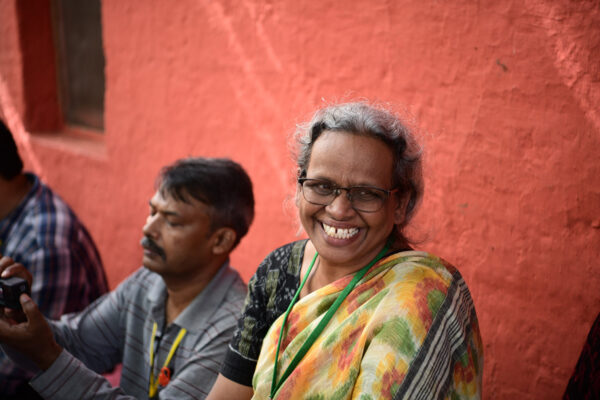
<box><xmin>51</xmin><ymin>0</ymin><xmax>105</xmax><ymax>131</ymax></box>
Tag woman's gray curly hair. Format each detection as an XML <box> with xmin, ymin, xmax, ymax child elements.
<box><xmin>294</xmin><ymin>101</ymin><xmax>423</xmax><ymax>244</ymax></box>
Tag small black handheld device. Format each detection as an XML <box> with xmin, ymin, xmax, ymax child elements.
<box><xmin>0</xmin><ymin>277</ymin><xmax>30</xmax><ymax>310</ymax></box>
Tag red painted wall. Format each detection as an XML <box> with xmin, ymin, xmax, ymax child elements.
<box><xmin>1</xmin><ymin>0</ymin><xmax>599</xmax><ymax>398</ymax></box>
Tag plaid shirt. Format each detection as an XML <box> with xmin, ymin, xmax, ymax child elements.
<box><xmin>0</xmin><ymin>173</ymin><xmax>108</xmax><ymax>395</ymax></box>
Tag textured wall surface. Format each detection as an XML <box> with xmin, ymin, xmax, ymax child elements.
<box><xmin>1</xmin><ymin>0</ymin><xmax>599</xmax><ymax>398</ymax></box>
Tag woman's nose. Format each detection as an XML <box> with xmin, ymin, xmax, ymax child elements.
<box><xmin>326</xmin><ymin>189</ymin><xmax>355</xmax><ymax>218</ymax></box>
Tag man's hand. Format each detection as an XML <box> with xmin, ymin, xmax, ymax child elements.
<box><xmin>0</xmin><ymin>256</ymin><xmax>61</xmax><ymax>371</ymax></box>
<box><xmin>0</xmin><ymin>293</ymin><xmax>63</xmax><ymax>371</ymax></box>
<box><xmin>0</xmin><ymin>255</ymin><xmax>33</xmax><ymax>322</ymax></box>
<box><xmin>0</xmin><ymin>255</ymin><xmax>33</xmax><ymax>285</ymax></box>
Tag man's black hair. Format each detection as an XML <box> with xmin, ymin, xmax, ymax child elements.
<box><xmin>157</xmin><ymin>157</ymin><xmax>255</xmax><ymax>249</ymax></box>
<box><xmin>0</xmin><ymin>120</ymin><xmax>24</xmax><ymax>180</ymax></box>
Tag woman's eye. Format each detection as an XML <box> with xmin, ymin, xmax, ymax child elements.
<box><xmin>312</xmin><ymin>182</ymin><xmax>333</xmax><ymax>194</ymax></box>
<box><xmin>354</xmin><ymin>189</ymin><xmax>380</xmax><ymax>200</ymax></box>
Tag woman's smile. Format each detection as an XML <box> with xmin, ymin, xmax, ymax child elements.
<box><xmin>321</xmin><ymin>222</ymin><xmax>359</xmax><ymax>240</ymax></box>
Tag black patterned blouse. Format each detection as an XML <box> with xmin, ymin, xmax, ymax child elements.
<box><xmin>220</xmin><ymin>240</ymin><xmax>306</xmax><ymax>386</ymax></box>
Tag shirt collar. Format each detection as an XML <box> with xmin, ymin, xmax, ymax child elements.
<box><xmin>146</xmin><ymin>260</ymin><xmax>238</xmax><ymax>332</ymax></box>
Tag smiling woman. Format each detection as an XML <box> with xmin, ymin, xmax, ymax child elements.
<box><xmin>208</xmin><ymin>101</ymin><xmax>483</xmax><ymax>400</ymax></box>
<box><xmin>296</xmin><ymin>131</ymin><xmax>402</xmax><ymax>275</ymax></box>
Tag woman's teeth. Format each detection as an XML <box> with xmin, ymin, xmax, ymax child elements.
<box><xmin>323</xmin><ymin>223</ymin><xmax>359</xmax><ymax>239</ymax></box>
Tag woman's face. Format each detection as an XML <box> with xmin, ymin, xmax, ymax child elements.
<box><xmin>297</xmin><ymin>130</ymin><xmax>405</xmax><ymax>271</ymax></box>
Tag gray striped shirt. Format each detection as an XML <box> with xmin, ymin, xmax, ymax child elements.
<box><xmin>29</xmin><ymin>263</ymin><xmax>247</xmax><ymax>399</ymax></box>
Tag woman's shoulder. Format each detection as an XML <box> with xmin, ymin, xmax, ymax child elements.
<box><xmin>384</xmin><ymin>250</ymin><xmax>461</xmax><ymax>287</ymax></box>
<box><xmin>375</xmin><ymin>250</ymin><xmax>475</xmax><ymax>321</ymax></box>
<box><xmin>376</xmin><ymin>250</ymin><xmax>478</xmax><ymax>329</ymax></box>
<box><xmin>255</xmin><ymin>239</ymin><xmax>307</xmax><ymax>276</ymax></box>
<box><xmin>365</xmin><ymin>251</ymin><xmax>482</xmax><ymax>399</ymax></box>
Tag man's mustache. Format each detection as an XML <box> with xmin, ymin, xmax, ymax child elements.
<box><xmin>140</xmin><ymin>237</ymin><xmax>166</xmax><ymax>261</ymax></box>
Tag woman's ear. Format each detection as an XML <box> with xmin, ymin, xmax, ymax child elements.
<box><xmin>393</xmin><ymin>194</ymin><xmax>409</xmax><ymax>225</ymax></box>
<box><xmin>211</xmin><ymin>227</ymin><xmax>237</xmax><ymax>255</ymax></box>
<box><xmin>295</xmin><ymin>168</ymin><xmax>304</xmax><ymax>208</ymax></box>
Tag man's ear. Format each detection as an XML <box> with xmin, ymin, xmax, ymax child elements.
<box><xmin>211</xmin><ymin>227</ymin><xmax>237</xmax><ymax>255</ymax></box>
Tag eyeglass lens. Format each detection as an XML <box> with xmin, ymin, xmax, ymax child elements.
<box><xmin>301</xmin><ymin>180</ymin><xmax>388</xmax><ymax>212</ymax></box>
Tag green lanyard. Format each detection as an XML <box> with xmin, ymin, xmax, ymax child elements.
<box><xmin>270</xmin><ymin>242</ymin><xmax>390</xmax><ymax>399</ymax></box>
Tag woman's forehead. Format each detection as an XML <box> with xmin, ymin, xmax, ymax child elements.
<box><xmin>307</xmin><ymin>131</ymin><xmax>394</xmax><ymax>186</ymax></box>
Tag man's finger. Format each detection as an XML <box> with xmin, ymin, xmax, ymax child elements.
<box><xmin>4</xmin><ymin>307</ymin><xmax>26</xmax><ymax>324</ymax></box>
<box><xmin>19</xmin><ymin>294</ymin><xmax>41</xmax><ymax>325</ymax></box>
<box><xmin>0</xmin><ymin>256</ymin><xmax>15</xmax><ymax>273</ymax></box>
<box><xmin>0</xmin><ymin>263</ymin><xmax>32</xmax><ymax>284</ymax></box>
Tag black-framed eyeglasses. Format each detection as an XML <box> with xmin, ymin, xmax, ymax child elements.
<box><xmin>298</xmin><ymin>178</ymin><xmax>397</xmax><ymax>212</ymax></box>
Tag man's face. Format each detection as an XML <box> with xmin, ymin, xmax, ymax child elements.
<box><xmin>140</xmin><ymin>190</ymin><xmax>215</xmax><ymax>280</ymax></box>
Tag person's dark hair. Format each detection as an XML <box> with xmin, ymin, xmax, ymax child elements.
<box><xmin>157</xmin><ymin>157</ymin><xmax>255</xmax><ymax>249</ymax></box>
<box><xmin>0</xmin><ymin>119</ymin><xmax>24</xmax><ymax>180</ymax></box>
<box><xmin>295</xmin><ymin>101</ymin><xmax>423</xmax><ymax>243</ymax></box>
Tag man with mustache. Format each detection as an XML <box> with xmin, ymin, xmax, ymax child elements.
<box><xmin>0</xmin><ymin>157</ymin><xmax>254</xmax><ymax>399</ymax></box>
